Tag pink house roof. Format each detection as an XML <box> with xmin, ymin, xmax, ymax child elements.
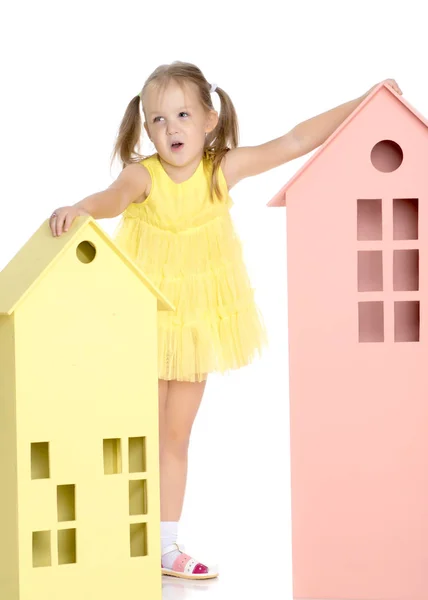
<box><xmin>267</xmin><ymin>82</ymin><xmax>428</xmax><ymax>207</ymax></box>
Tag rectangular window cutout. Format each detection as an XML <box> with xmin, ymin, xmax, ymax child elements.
<box><xmin>130</xmin><ymin>523</ymin><xmax>148</xmax><ymax>557</ymax></box>
<box><xmin>31</xmin><ymin>442</ymin><xmax>50</xmax><ymax>480</ymax></box>
<box><xmin>103</xmin><ymin>439</ymin><xmax>122</xmax><ymax>475</ymax></box>
<box><xmin>129</xmin><ymin>480</ymin><xmax>148</xmax><ymax>516</ymax></box>
<box><xmin>395</xmin><ymin>301</ymin><xmax>420</xmax><ymax>342</ymax></box>
<box><xmin>358</xmin><ymin>251</ymin><xmax>383</xmax><ymax>291</ymax></box>
<box><xmin>58</xmin><ymin>528</ymin><xmax>76</xmax><ymax>565</ymax></box>
<box><xmin>394</xmin><ymin>250</ymin><xmax>419</xmax><ymax>291</ymax></box>
<box><xmin>57</xmin><ymin>485</ymin><xmax>76</xmax><ymax>522</ymax></box>
<box><xmin>32</xmin><ymin>531</ymin><xmax>51</xmax><ymax>568</ymax></box>
<box><xmin>358</xmin><ymin>302</ymin><xmax>384</xmax><ymax>342</ymax></box>
<box><xmin>129</xmin><ymin>437</ymin><xmax>146</xmax><ymax>473</ymax></box>
<box><xmin>393</xmin><ymin>198</ymin><xmax>418</xmax><ymax>240</ymax></box>
<box><xmin>357</xmin><ymin>199</ymin><xmax>382</xmax><ymax>241</ymax></box>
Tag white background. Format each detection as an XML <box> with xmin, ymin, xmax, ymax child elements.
<box><xmin>1</xmin><ymin>2</ymin><xmax>426</xmax><ymax>598</ymax></box>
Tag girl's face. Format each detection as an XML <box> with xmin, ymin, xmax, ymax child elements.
<box><xmin>143</xmin><ymin>80</ymin><xmax>218</xmax><ymax>165</ymax></box>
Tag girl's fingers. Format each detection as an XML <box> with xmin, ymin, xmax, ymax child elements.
<box><xmin>50</xmin><ymin>207</ymin><xmax>80</xmax><ymax>236</ymax></box>
<box><xmin>50</xmin><ymin>212</ymin><xmax>59</xmax><ymax>236</ymax></box>
<box><xmin>64</xmin><ymin>213</ymin><xmax>74</xmax><ymax>233</ymax></box>
<box><xmin>56</xmin><ymin>214</ymin><xmax>65</xmax><ymax>237</ymax></box>
<box><xmin>386</xmin><ymin>79</ymin><xmax>402</xmax><ymax>94</ymax></box>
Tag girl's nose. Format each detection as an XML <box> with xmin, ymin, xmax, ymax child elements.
<box><xmin>167</xmin><ymin>122</ymin><xmax>178</xmax><ymax>135</ymax></box>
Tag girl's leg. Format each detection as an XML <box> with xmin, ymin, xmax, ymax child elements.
<box><xmin>160</xmin><ymin>379</ymin><xmax>207</xmax><ymax>522</ymax></box>
<box><xmin>160</xmin><ymin>379</ymin><xmax>218</xmax><ymax>578</ymax></box>
<box><xmin>158</xmin><ymin>378</ymin><xmax>169</xmax><ymax>453</ymax></box>
<box><xmin>158</xmin><ymin>379</ymin><xmax>172</xmax><ymax>551</ymax></box>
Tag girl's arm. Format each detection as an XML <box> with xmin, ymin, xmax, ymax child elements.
<box><xmin>50</xmin><ymin>163</ymin><xmax>150</xmax><ymax>237</ymax></box>
<box><xmin>222</xmin><ymin>78</ymin><xmax>402</xmax><ymax>189</ymax></box>
<box><xmin>77</xmin><ymin>163</ymin><xmax>150</xmax><ymax>217</ymax></box>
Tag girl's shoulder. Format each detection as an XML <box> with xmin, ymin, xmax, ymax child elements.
<box><xmin>131</xmin><ymin>154</ymin><xmax>157</xmax><ymax>204</ymax></box>
<box><xmin>203</xmin><ymin>151</ymin><xmax>234</xmax><ymax>193</ymax></box>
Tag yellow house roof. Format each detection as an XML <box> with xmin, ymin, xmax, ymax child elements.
<box><xmin>0</xmin><ymin>215</ymin><xmax>174</xmax><ymax>315</ymax></box>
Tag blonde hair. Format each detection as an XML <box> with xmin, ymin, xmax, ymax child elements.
<box><xmin>111</xmin><ymin>61</ymin><xmax>239</xmax><ymax>201</ymax></box>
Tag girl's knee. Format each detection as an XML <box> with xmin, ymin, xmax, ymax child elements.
<box><xmin>162</xmin><ymin>426</ymin><xmax>191</xmax><ymax>455</ymax></box>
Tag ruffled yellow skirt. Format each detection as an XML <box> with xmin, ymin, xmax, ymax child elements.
<box><xmin>114</xmin><ymin>213</ymin><xmax>267</xmax><ymax>382</ymax></box>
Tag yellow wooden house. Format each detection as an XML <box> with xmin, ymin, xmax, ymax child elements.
<box><xmin>0</xmin><ymin>215</ymin><xmax>174</xmax><ymax>600</ymax></box>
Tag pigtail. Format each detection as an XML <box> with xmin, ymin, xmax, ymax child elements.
<box><xmin>110</xmin><ymin>94</ymin><xmax>146</xmax><ymax>171</ymax></box>
<box><xmin>204</xmin><ymin>86</ymin><xmax>239</xmax><ymax>202</ymax></box>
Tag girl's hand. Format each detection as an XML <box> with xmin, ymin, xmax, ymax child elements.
<box><xmin>365</xmin><ymin>78</ymin><xmax>402</xmax><ymax>97</ymax></box>
<box><xmin>49</xmin><ymin>205</ymin><xmax>90</xmax><ymax>237</ymax></box>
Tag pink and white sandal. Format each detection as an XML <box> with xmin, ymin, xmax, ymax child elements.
<box><xmin>161</xmin><ymin>543</ymin><xmax>219</xmax><ymax>580</ymax></box>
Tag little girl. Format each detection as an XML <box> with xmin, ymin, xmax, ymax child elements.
<box><xmin>49</xmin><ymin>62</ymin><xmax>401</xmax><ymax>580</ymax></box>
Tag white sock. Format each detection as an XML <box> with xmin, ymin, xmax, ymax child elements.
<box><xmin>161</xmin><ymin>521</ymin><xmax>181</xmax><ymax>569</ymax></box>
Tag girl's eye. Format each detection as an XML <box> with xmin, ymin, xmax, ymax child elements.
<box><xmin>153</xmin><ymin>113</ymin><xmax>188</xmax><ymax>123</ymax></box>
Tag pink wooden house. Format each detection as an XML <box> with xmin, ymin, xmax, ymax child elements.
<box><xmin>268</xmin><ymin>82</ymin><xmax>428</xmax><ymax>600</ymax></box>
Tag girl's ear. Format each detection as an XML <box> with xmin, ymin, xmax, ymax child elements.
<box><xmin>206</xmin><ymin>110</ymin><xmax>219</xmax><ymax>134</ymax></box>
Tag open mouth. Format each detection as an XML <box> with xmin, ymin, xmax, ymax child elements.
<box><xmin>171</xmin><ymin>142</ymin><xmax>184</xmax><ymax>151</ymax></box>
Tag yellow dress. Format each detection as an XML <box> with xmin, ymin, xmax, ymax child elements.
<box><xmin>114</xmin><ymin>153</ymin><xmax>267</xmax><ymax>382</ymax></box>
